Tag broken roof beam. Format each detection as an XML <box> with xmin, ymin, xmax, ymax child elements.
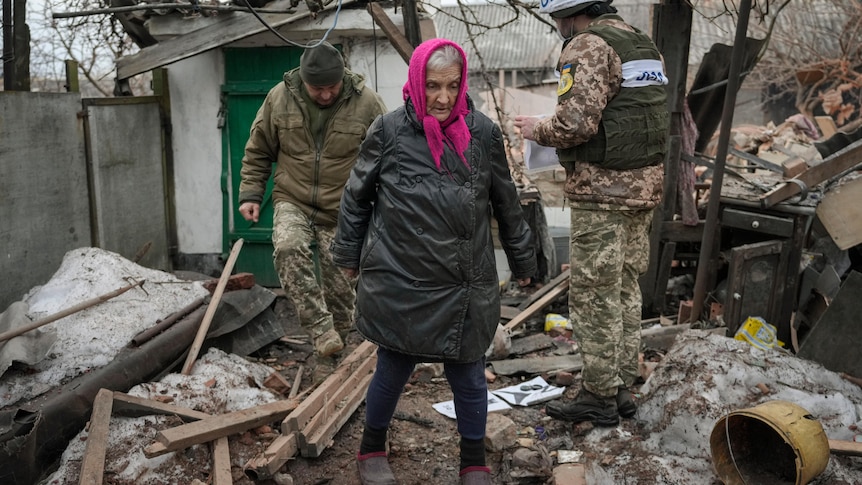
<box><xmin>243</xmin><ymin>432</ymin><xmax>301</xmax><ymax>481</ymax></box>
<box><xmin>503</xmin><ymin>277</ymin><xmax>568</xmax><ymax>332</ymax></box>
<box><xmin>367</xmin><ymin>2</ymin><xmax>414</xmax><ymax>64</ymax></box>
<box><xmin>760</xmin><ymin>137</ymin><xmax>862</xmax><ymax>208</ymax></box>
<box><xmin>116</xmin><ymin>0</ymin><xmax>357</xmax><ymax>80</ymax></box>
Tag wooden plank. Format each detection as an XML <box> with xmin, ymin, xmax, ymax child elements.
<box><xmin>112</xmin><ymin>392</ymin><xmax>210</xmax><ymax>421</ymax></box>
<box><xmin>116</xmin><ymin>0</ymin><xmax>356</xmax><ymax>79</ymax></box>
<box><xmin>517</xmin><ymin>269</ymin><xmax>570</xmax><ymax>311</ymax></box>
<box><xmin>760</xmin><ymin>138</ymin><xmax>862</xmax><ymax>208</ymax></box>
<box><xmin>79</xmin><ymin>389</ymin><xmax>115</xmax><ymax>485</ymax></box>
<box><xmin>211</xmin><ymin>437</ymin><xmax>232</xmax><ymax>485</ymax></box>
<box><xmin>154</xmin><ymin>399</ymin><xmax>298</xmax><ymax>453</ymax></box>
<box><xmin>283</xmin><ymin>340</ymin><xmax>376</xmax><ymax>433</ymax></box>
<box><xmin>816</xmin><ymin>177</ymin><xmax>862</xmax><ymax>250</ymax></box>
<box><xmin>243</xmin><ymin>433</ymin><xmax>300</xmax><ymax>480</ymax></box>
<box><xmin>302</xmin><ymin>371</ymin><xmax>374</xmax><ymax>457</ymax></box>
<box><xmin>367</xmin><ymin>2</ymin><xmax>414</xmax><ymax>64</ymax></box>
<box><xmin>815</xmin><ymin>116</ymin><xmax>838</xmax><ymax>139</ymax></box>
<box><xmin>503</xmin><ymin>280</ymin><xmax>568</xmax><ymax>332</ymax></box>
<box><xmin>298</xmin><ymin>353</ymin><xmax>376</xmax><ymax>454</ymax></box>
<box><xmin>500</xmin><ymin>305</ymin><xmax>521</xmax><ymax>321</ymax></box>
<box><xmin>829</xmin><ymin>439</ymin><xmax>862</xmax><ymax>457</ymax></box>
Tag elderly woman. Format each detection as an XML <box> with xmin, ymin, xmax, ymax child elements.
<box><xmin>330</xmin><ymin>39</ymin><xmax>537</xmax><ymax>485</ymax></box>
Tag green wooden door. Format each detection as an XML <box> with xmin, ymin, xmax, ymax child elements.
<box><xmin>222</xmin><ymin>47</ymin><xmax>302</xmax><ymax>287</ymax></box>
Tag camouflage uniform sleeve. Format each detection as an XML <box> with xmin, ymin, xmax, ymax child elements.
<box><xmin>532</xmin><ymin>33</ymin><xmax>621</xmax><ymax>149</ymax></box>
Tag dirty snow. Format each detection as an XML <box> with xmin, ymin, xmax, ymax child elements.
<box><xmin>578</xmin><ymin>331</ymin><xmax>862</xmax><ymax>484</ymax></box>
<box><xmin>0</xmin><ymin>247</ymin><xmax>208</xmax><ymax>408</ymax></box>
<box><xmin>44</xmin><ymin>348</ymin><xmax>281</xmax><ymax>485</ymax></box>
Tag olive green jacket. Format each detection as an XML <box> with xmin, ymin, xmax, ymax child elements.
<box><xmin>239</xmin><ymin>69</ymin><xmax>387</xmax><ymax>226</ymax></box>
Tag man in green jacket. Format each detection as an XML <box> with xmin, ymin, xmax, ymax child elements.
<box><xmin>238</xmin><ymin>41</ymin><xmax>387</xmax><ymax>365</ymax></box>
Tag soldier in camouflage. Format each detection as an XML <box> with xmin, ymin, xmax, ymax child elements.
<box><xmin>514</xmin><ymin>0</ymin><xmax>669</xmax><ymax>426</ymax></box>
<box><xmin>238</xmin><ymin>42</ymin><xmax>387</xmax><ymax>364</ymax></box>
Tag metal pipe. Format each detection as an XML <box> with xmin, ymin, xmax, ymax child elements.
<box><xmin>689</xmin><ymin>0</ymin><xmax>753</xmax><ymax>323</ymax></box>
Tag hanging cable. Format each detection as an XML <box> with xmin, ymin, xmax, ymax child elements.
<box><xmin>242</xmin><ymin>0</ymin><xmax>343</xmax><ymax>48</ymax></box>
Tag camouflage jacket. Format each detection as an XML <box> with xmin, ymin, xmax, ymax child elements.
<box><xmin>238</xmin><ymin>69</ymin><xmax>387</xmax><ymax>226</ymax></box>
<box><xmin>532</xmin><ymin>15</ymin><xmax>666</xmax><ymax>210</ymax></box>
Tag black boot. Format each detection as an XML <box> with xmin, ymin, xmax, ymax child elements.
<box><xmin>546</xmin><ymin>389</ymin><xmax>619</xmax><ymax>426</ymax></box>
<box><xmin>616</xmin><ymin>387</ymin><xmax>637</xmax><ymax>418</ymax></box>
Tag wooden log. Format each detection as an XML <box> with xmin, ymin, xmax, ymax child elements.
<box><xmin>78</xmin><ymin>389</ymin><xmax>114</xmax><ymax>485</ymax></box>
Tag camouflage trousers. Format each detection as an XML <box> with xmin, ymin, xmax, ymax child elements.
<box><xmin>272</xmin><ymin>201</ymin><xmax>357</xmax><ymax>339</ymax></box>
<box><xmin>568</xmin><ymin>204</ymin><xmax>653</xmax><ymax>398</ymax></box>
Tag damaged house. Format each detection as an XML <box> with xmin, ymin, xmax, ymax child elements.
<box><xmin>3</xmin><ymin>0</ymin><xmax>862</xmax><ymax>484</ymax></box>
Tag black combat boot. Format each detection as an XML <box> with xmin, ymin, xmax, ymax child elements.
<box><xmin>616</xmin><ymin>386</ymin><xmax>637</xmax><ymax>418</ymax></box>
<box><xmin>546</xmin><ymin>389</ymin><xmax>619</xmax><ymax>426</ymax></box>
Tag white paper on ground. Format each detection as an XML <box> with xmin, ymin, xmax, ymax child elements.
<box><xmin>432</xmin><ymin>391</ymin><xmax>512</xmax><ymax>419</ymax></box>
<box><xmin>491</xmin><ymin>376</ymin><xmax>565</xmax><ymax>406</ymax></box>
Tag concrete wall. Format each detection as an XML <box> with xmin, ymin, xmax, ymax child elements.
<box><xmin>167</xmin><ymin>51</ymin><xmax>225</xmax><ymax>255</ymax></box>
<box><xmin>0</xmin><ymin>94</ymin><xmax>87</xmax><ymax>309</ymax></box>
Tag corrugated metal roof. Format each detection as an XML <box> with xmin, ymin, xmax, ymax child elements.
<box><xmin>433</xmin><ymin>4</ymin><xmax>560</xmax><ymax>71</ymax></box>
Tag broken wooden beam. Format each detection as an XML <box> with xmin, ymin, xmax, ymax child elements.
<box><xmin>367</xmin><ymin>2</ymin><xmax>414</xmax><ymax>64</ymax></box>
<box><xmin>211</xmin><ymin>436</ymin><xmax>232</xmax><ymax>485</ymax></box>
<box><xmin>829</xmin><ymin>439</ymin><xmax>862</xmax><ymax>457</ymax></box>
<box><xmin>243</xmin><ymin>433</ymin><xmax>300</xmax><ymax>481</ymax></box>
<box><xmin>78</xmin><ymin>389</ymin><xmax>114</xmax><ymax>485</ymax></box>
<box><xmin>299</xmin><ymin>354</ymin><xmax>376</xmax><ymax>457</ymax></box>
<box><xmin>503</xmin><ymin>278</ymin><xmax>568</xmax><ymax>332</ymax></box>
<box><xmin>517</xmin><ymin>269</ymin><xmax>570</xmax><ymax>311</ymax></box>
<box><xmin>284</xmin><ymin>340</ymin><xmax>377</xmax><ymax>433</ymax></box>
<box><xmin>145</xmin><ymin>398</ymin><xmax>298</xmax><ymax>458</ymax></box>
<box><xmin>112</xmin><ymin>391</ymin><xmax>210</xmax><ymax>421</ymax></box>
<box><xmin>760</xmin><ymin>138</ymin><xmax>862</xmax><ymax>208</ymax></box>
<box><xmin>182</xmin><ymin>238</ymin><xmax>244</xmax><ymax>375</ymax></box>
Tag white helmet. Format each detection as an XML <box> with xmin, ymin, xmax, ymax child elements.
<box><xmin>539</xmin><ymin>0</ymin><xmax>604</xmax><ymax>18</ymax></box>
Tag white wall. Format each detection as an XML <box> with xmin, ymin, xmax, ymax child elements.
<box><xmin>167</xmin><ymin>50</ymin><xmax>225</xmax><ymax>254</ymax></box>
<box><xmin>345</xmin><ymin>39</ymin><xmax>408</xmax><ymax>112</ymax></box>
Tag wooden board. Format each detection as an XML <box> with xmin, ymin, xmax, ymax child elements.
<box><xmin>211</xmin><ymin>437</ymin><xmax>232</xmax><ymax>485</ymax></box>
<box><xmin>78</xmin><ymin>389</ymin><xmax>114</xmax><ymax>485</ymax></box>
<box><xmin>503</xmin><ymin>281</ymin><xmax>568</xmax><ymax>332</ymax></box>
<box><xmin>283</xmin><ymin>340</ymin><xmax>376</xmax><ymax>433</ymax></box>
<box><xmin>829</xmin><ymin>439</ymin><xmax>862</xmax><ymax>457</ymax></box>
<box><xmin>301</xmin><ymin>371</ymin><xmax>374</xmax><ymax>458</ymax></box>
<box><xmin>112</xmin><ymin>391</ymin><xmax>210</xmax><ymax>421</ymax></box>
<box><xmin>243</xmin><ymin>433</ymin><xmax>300</xmax><ymax>480</ymax></box>
<box><xmin>816</xmin><ymin>177</ymin><xmax>862</xmax><ymax>250</ymax></box>
<box><xmin>153</xmin><ymin>399</ymin><xmax>298</xmax><ymax>453</ymax></box>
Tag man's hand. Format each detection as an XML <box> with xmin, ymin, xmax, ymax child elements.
<box><xmin>517</xmin><ymin>277</ymin><xmax>531</xmax><ymax>287</ymax></box>
<box><xmin>514</xmin><ymin>115</ymin><xmax>540</xmax><ymax>141</ymax></box>
<box><xmin>239</xmin><ymin>202</ymin><xmax>260</xmax><ymax>223</ymax></box>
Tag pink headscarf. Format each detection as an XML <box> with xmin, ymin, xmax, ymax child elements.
<box><xmin>402</xmin><ymin>38</ymin><xmax>471</xmax><ymax>171</ymax></box>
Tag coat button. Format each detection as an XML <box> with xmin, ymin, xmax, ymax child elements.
<box><xmin>415</xmin><ymin>176</ymin><xmax>422</xmax><ymax>183</ymax></box>
<box><xmin>462</xmin><ymin>282</ymin><xmax>468</xmax><ymax>288</ymax></box>
<box><xmin>464</xmin><ymin>182</ymin><xmax>471</xmax><ymax>188</ymax></box>
<box><xmin>417</xmin><ymin>228</ymin><xmax>424</xmax><ymax>235</ymax></box>
<box><xmin>413</xmin><ymin>281</ymin><xmax>420</xmax><ymax>287</ymax></box>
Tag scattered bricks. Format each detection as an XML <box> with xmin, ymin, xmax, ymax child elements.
<box><xmin>263</xmin><ymin>372</ymin><xmax>292</xmax><ymax>396</ymax></box>
<box><xmin>202</xmin><ymin>272</ymin><xmax>256</xmax><ymax>294</ymax></box>
<box><xmin>554</xmin><ymin>371</ymin><xmax>575</xmax><ymax>387</ymax></box>
<box><xmin>484</xmin><ymin>413</ymin><xmax>517</xmax><ymax>452</ymax></box>
<box><xmin>552</xmin><ymin>463</ymin><xmax>586</xmax><ymax>485</ymax></box>
<box><xmin>709</xmin><ymin>302</ymin><xmax>724</xmax><ymax>320</ymax></box>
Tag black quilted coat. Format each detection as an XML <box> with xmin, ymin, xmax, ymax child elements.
<box><xmin>331</xmin><ymin>99</ymin><xmax>537</xmax><ymax>362</ymax></box>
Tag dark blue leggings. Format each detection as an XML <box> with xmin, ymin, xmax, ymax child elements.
<box><xmin>365</xmin><ymin>347</ymin><xmax>488</xmax><ymax>440</ymax></box>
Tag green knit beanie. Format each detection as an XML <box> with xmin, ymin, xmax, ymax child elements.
<box><xmin>299</xmin><ymin>42</ymin><xmax>345</xmax><ymax>86</ymax></box>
